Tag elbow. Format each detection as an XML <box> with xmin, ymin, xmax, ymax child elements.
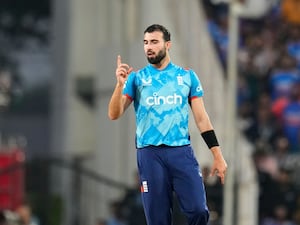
<box><xmin>108</xmin><ymin>113</ymin><xmax>118</xmax><ymax>120</ymax></box>
<box><xmin>108</xmin><ymin>102</ymin><xmax>126</xmax><ymax>120</ymax></box>
<box><xmin>108</xmin><ymin>111</ymin><xmax>120</xmax><ymax>120</ymax></box>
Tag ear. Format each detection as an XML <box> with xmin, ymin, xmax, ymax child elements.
<box><xmin>166</xmin><ymin>41</ymin><xmax>171</xmax><ymax>50</ymax></box>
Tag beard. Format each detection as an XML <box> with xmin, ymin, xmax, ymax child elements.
<box><xmin>147</xmin><ymin>49</ymin><xmax>166</xmax><ymax>64</ymax></box>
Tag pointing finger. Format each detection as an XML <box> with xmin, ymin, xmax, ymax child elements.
<box><xmin>117</xmin><ymin>55</ymin><xmax>121</xmax><ymax>67</ymax></box>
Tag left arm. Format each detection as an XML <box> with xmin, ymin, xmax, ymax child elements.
<box><xmin>191</xmin><ymin>97</ymin><xmax>227</xmax><ymax>184</ymax></box>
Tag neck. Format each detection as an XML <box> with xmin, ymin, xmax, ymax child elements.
<box><xmin>152</xmin><ymin>55</ymin><xmax>171</xmax><ymax>70</ymax></box>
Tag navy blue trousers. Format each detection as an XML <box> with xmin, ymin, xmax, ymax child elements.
<box><xmin>137</xmin><ymin>145</ymin><xmax>209</xmax><ymax>225</ymax></box>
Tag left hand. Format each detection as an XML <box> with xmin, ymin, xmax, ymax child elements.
<box><xmin>210</xmin><ymin>148</ymin><xmax>227</xmax><ymax>184</ymax></box>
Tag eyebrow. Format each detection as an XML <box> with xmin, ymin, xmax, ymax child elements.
<box><xmin>143</xmin><ymin>39</ymin><xmax>159</xmax><ymax>42</ymax></box>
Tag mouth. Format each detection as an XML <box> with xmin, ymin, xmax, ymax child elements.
<box><xmin>147</xmin><ymin>51</ymin><xmax>155</xmax><ymax>57</ymax></box>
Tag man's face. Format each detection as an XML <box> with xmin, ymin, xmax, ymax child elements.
<box><xmin>144</xmin><ymin>31</ymin><xmax>170</xmax><ymax>64</ymax></box>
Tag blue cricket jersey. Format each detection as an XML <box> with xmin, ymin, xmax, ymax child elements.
<box><xmin>123</xmin><ymin>62</ymin><xmax>204</xmax><ymax>148</ymax></box>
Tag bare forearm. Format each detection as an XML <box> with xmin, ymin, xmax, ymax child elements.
<box><xmin>108</xmin><ymin>83</ymin><xmax>125</xmax><ymax>120</ymax></box>
<box><xmin>210</xmin><ymin>146</ymin><xmax>223</xmax><ymax>159</ymax></box>
<box><xmin>195</xmin><ymin>111</ymin><xmax>215</xmax><ymax>133</ymax></box>
<box><xmin>198</xmin><ymin>119</ymin><xmax>214</xmax><ymax>133</ymax></box>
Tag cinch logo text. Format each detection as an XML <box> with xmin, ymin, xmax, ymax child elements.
<box><xmin>146</xmin><ymin>93</ymin><xmax>182</xmax><ymax>106</ymax></box>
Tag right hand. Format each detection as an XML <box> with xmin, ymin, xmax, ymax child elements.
<box><xmin>115</xmin><ymin>55</ymin><xmax>133</xmax><ymax>85</ymax></box>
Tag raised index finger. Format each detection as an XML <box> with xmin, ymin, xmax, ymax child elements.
<box><xmin>117</xmin><ymin>55</ymin><xmax>121</xmax><ymax>67</ymax></box>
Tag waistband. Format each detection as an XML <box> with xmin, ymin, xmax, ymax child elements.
<box><xmin>137</xmin><ymin>144</ymin><xmax>190</xmax><ymax>150</ymax></box>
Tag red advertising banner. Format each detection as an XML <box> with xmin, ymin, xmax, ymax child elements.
<box><xmin>0</xmin><ymin>149</ymin><xmax>25</xmax><ymax>210</ymax></box>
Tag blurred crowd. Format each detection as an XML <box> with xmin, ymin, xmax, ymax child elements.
<box><xmin>0</xmin><ymin>201</ymin><xmax>40</xmax><ymax>225</ymax></box>
<box><xmin>203</xmin><ymin>0</ymin><xmax>300</xmax><ymax>224</ymax></box>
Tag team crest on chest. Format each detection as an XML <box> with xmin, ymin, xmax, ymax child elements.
<box><xmin>177</xmin><ymin>75</ymin><xmax>183</xmax><ymax>85</ymax></box>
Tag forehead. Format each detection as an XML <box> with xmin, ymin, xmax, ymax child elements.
<box><xmin>144</xmin><ymin>31</ymin><xmax>164</xmax><ymax>41</ymax></box>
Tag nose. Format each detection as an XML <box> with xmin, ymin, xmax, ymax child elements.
<box><xmin>144</xmin><ymin>45</ymin><xmax>152</xmax><ymax>54</ymax></box>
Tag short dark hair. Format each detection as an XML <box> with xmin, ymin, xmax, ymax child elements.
<box><xmin>144</xmin><ymin>24</ymin><xmax>171</xmax><ymax>42</ymax></box>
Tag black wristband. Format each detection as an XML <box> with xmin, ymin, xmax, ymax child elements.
<box><xmin>201</xmin><ymin>130</ymin><xmax>219</xmax><ymax>149</ymax></box>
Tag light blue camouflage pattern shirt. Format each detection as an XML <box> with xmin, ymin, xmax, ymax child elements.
<box><xmin>123</xmin><ymin>62</ymin><xmax>204</xmax><ymax>148</ymax></box>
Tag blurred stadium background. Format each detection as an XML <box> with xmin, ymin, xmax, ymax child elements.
<box><xmin>1</xmin><ymin>0</ymin><xmax>300</xmax><ymax>225</ymax></box>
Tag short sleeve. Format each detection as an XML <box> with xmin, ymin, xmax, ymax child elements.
<box><xmin>189</xmin><ymin>70</ymin><xmax>204</xmax><ymax>98</ymax></box>
<box><xmin>122</xmin><ymin>72</ymin><xmax>136</xmax><ymax>100</ymax></box>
